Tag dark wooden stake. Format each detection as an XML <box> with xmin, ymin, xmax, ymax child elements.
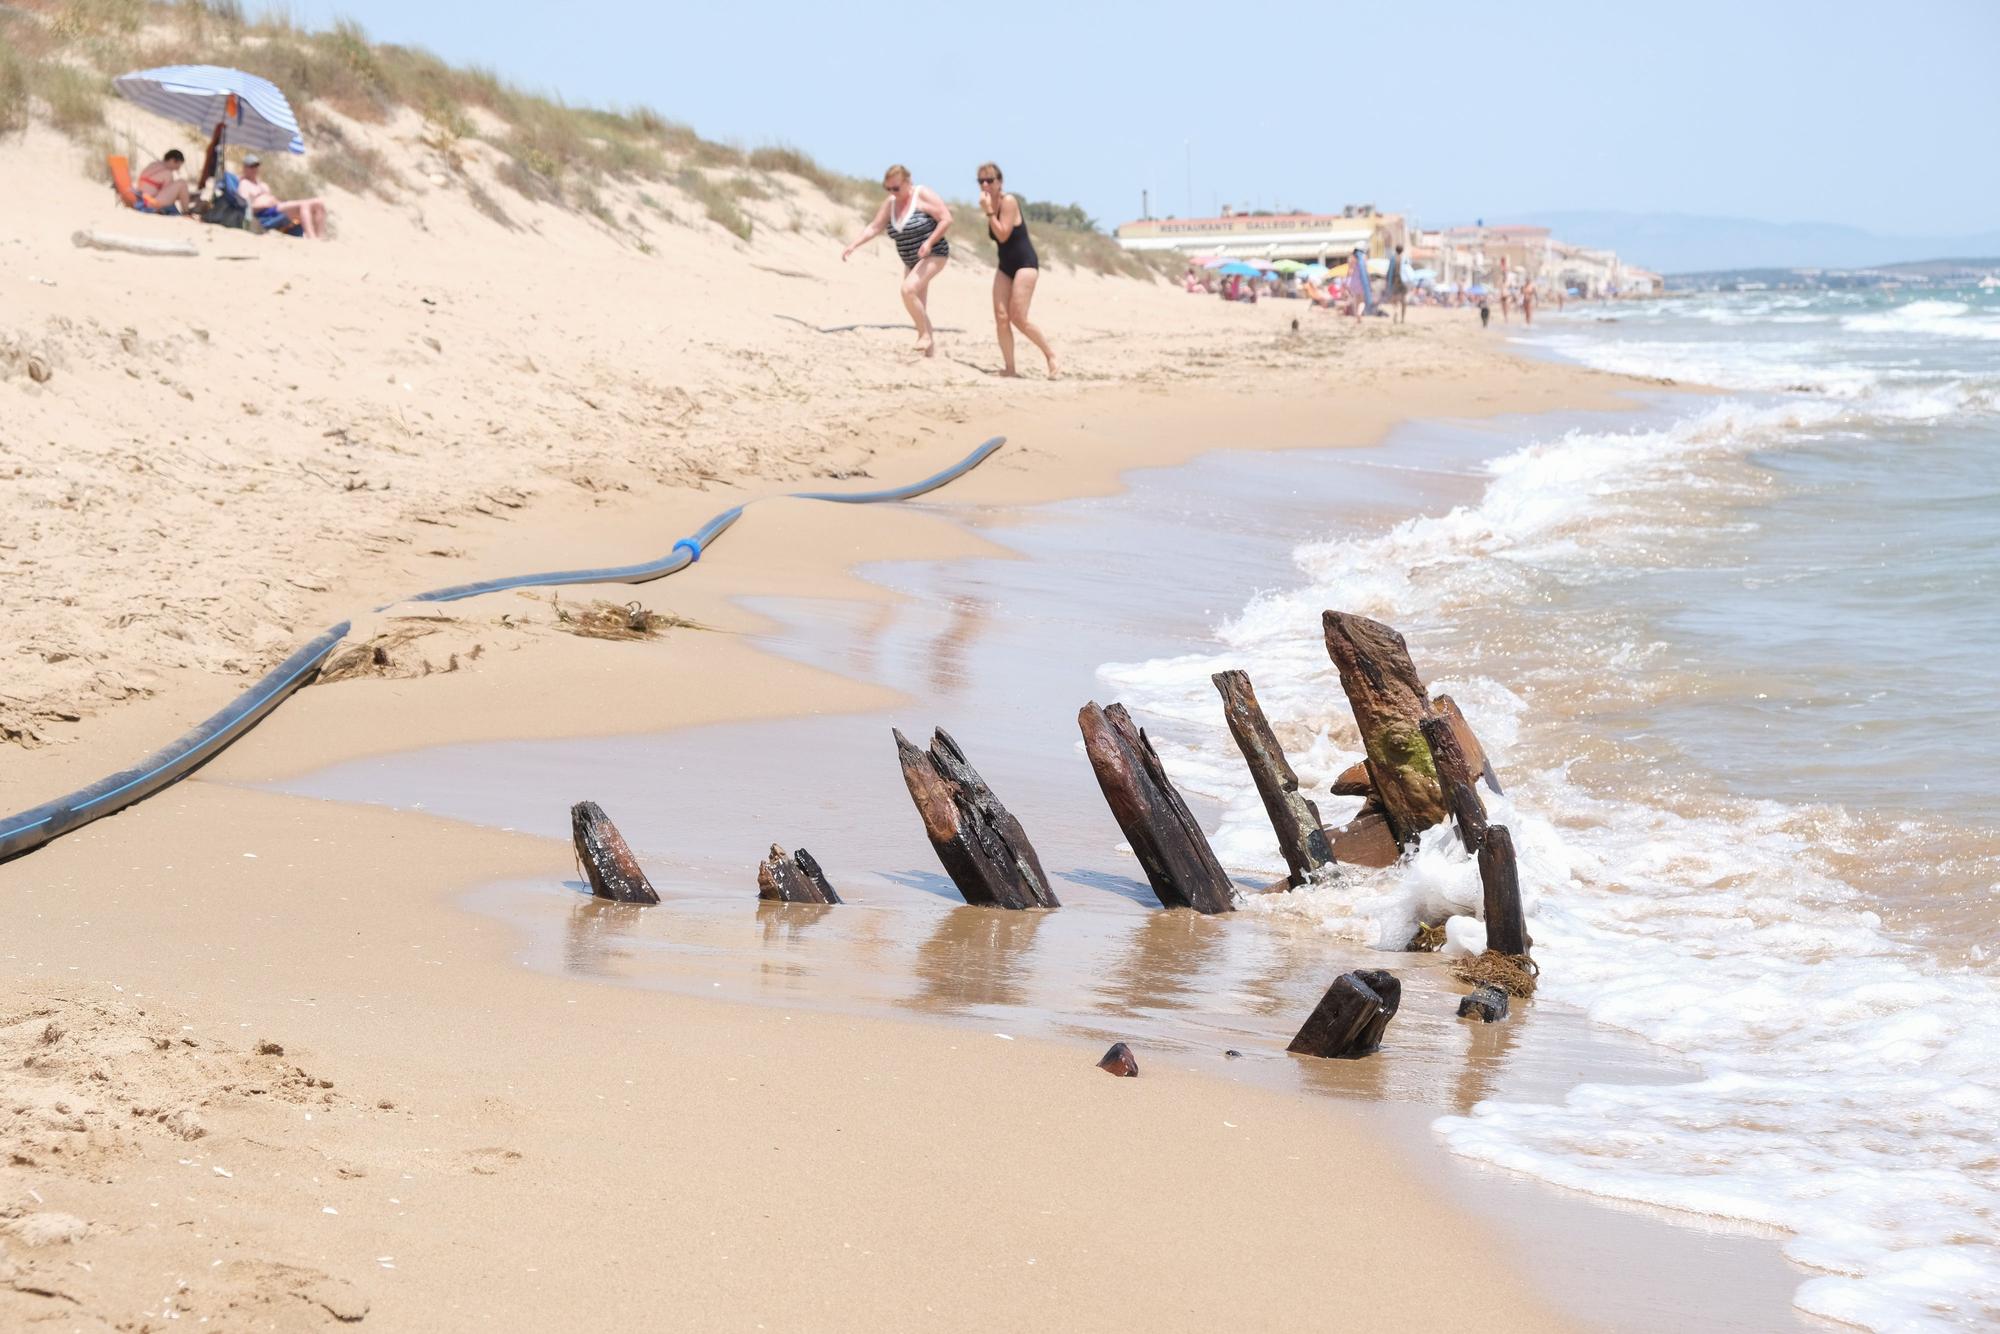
<box><xmin>1478</xmin><ymin>824</ymin><xmax>1531</xmax><ymax>957</ymax></box>
<box><xmin>1287</xmin><ymin>969</ymin><xmax>1402</xmax><ymax>1059</ymax></box>
<box><xmin>1211</xmin><ymin>669</ymin><xmax>1333</xmax><ymax>885</ymax></box>
<box><xmin>757</xmin><ymin>844</ymin><xmax>842</xmax><ymax>905</ymax></box>
<box><xmin>1322</xmin><ymin>612</ymin><xmax>1446</xmax><ymax>845</ymax></box>
<box><xmin>570</xmin><ymin>800</ymin><xmax>659</xmax><ymax>905</ymax></box>
<box><xmin>1457</xmin><ymin>985</ymin><xmax>1510</xmax><ymax>1022</ymax></box>
<box><xmin>1078</xmin><ymin>701</ymin><xmax>1236</xmax><ymax>914</ymax></box>
<box><xmin>1096</xmin><ymin>1042</ymin><xmax>1139</xmax><ymax>1077</ymax></box>
<box><xmin>1430</xmin><ymin>694</ymin><xmax>1503</xmax><ymax>794</ymax></box>
<box><xmin>1420</xmin><ymin>711</ymin><xmax>1489</xmax><ymax>854</ymax></box>
<box><xmin>894</xmin><ymin>727</ymin><xmax>1059</xmax><ymax>909</ymax></box>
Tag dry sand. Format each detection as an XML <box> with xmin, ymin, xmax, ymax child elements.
<box><xmin>2</xmin><ymin>95</ymin><xmax>1668</xmax><ymax>1330</ymax></box>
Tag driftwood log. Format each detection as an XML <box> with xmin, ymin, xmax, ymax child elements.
<box><xmin>1322</xmin><ymin>612</ymin><xmax>1446</xmax><ymax>846</ymax></box>
<box><xmin>757</xmin><ymin>844</ymin><xmax>841</xmax><ymax>905</ymax></box>
<box><xmin>1211</xmin><ymin>670</ymin><xmax>1332</xmax><ymax>885</ymax></box>
<box><xmin>894</xmin><ymin>727</ymin><xmax>1059</xmax><ymax>909</ymax></box>
<box><xmin>72</xmin><ymin>228</ymin><xmax>198</xmax><ymax>257</ymax></box>
<box><xmin>1430</xmin><ymin>694</ymin><xmax>1502</xmax><ymax>794</ymax></box>
<box><xmin>1478</xmin><ymin>825</ymin><xmax>1531</xmax><ymax>957</ymax></box>
<box><xmin>1420</xmin><ymin>712</ymin><xmax>1489</xmax><ymax>854</ymax></box>
<box><xmin>1078</xmin><ymin>701</ymin><xmax>1235</xmax><ymax>914</ymax></box>
<box><xmin>570</xmin><ymin>800</ymin><xmax>659</xmax><ymax>905</ymax></box>
<box><xmin>1288</xmin><ymin>969</ymin><xmax>1402</xmax><ymax>1059</ymax></box>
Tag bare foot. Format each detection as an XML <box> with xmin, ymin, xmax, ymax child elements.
<box><xmin>998</xmin><ymin>367</ymin><xmax>1019</xmax><ymax>378</ymax></box>
<box><xmin>916</xmin><ymin>337</ymin><xmax>935</xmax><ymax>358</ymax></box>
<box><xmin>1044</xmin><ymin>355</ymin><xmax>1061</xmax><ymax>380</ymax></box>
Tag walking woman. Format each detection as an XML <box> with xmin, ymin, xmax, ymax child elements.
<box><xmin>976</xmin><ymin>163</ymin><xmax>1059</xmax><ymax>378</ymax></box>
<box><xmin>842</xmin><ymin>164</ymin><xmax>952</xmax><ymax>357</ymax></box>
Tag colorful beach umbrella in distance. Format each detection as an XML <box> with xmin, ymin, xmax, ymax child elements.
<box><xmin>112</xmin><ymin>65</ymin><xmax>306</xmax><ymax>154</ymax></box>
<box><xmin>1271</xmin><ymin>259</ymin><xmax>1305</xmax><ymax>273</ymax></box>
<box><xmin>1467</xmin><ymin>283</ymin><xmax>1489</xmax><ymax>296</ymax></box>
<box><xmin>1301</xmin><ymin>263</ymin><xmax>1330</xmax><ymax>279</ymax></box>
<box><xmin>1201</xmin><ymin>256</ymin><xmax>1231</xmax><ymax>269</ymax></box>
<box><xmin>1215</xmin><ymin>261</ymin><xmax>1262</xmax><ymax>277</ymax></box>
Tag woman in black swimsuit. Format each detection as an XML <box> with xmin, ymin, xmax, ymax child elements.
<box><xmin>842</xmin><ymin>163</ymin><xmax>952</xmax><ymax>357</ymax></box>
<box><xmin>977</xmin><ymin>163</ymin><xmax>1058</xmax><ymax>378</ymax></box>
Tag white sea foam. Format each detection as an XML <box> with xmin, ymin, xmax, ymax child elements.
<box><xmin>1845</xmin><ymin>299</ymin><xmax>2000</xmax><ymax>341</ymax></box>
<box><xmin>1095</xmin><ymin>371</ymin><xmax>2000</xmax><ymax>1327</ymax></box>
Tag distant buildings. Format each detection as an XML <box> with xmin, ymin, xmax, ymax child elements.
<box><xmin>1114</xmin><ymin>204</ymin><xmax>1406</xmax><ymax>263</ymax></box>
<box><xmin>1118</xmin><ymin>206</ymin><xmax>1660</xmax><ymax>296</ymax></box>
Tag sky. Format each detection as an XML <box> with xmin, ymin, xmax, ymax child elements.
<box><xmin>289</xmin><ymin>0</ymin><xmax>1999</xmax><ymax>238</ymax></box>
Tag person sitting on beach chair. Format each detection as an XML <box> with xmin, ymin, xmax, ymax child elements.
<box><xmin>111</xmin><ymin>150</ymin><xmax>194</xmax><ymax>216</ymax></box>
<box><xmin>237</xmin><ymin>155</ymin><xmax>327</xmax><ymax>240</ymax></box>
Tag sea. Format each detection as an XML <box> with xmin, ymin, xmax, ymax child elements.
<box><xmin>1099</xmin><ymin>289</ymin><xmax>2000</xmax><ymax>1330</ymax></box>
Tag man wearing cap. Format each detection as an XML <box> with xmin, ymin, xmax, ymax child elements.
<box><xmin>238</xmin><ymin>153</ymin><xmax>329</xmax><ymax>240</ymax></box>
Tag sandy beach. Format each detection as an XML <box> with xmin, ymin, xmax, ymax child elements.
<box><xmin>3</xmin><ymin>28</ymin><xmax>1728</xmax><ymax>1330</ymax></box>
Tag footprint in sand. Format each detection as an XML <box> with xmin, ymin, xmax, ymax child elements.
<box><xmin>460</xmin><ymin>1147</ymin><xmax>522</xmax><ymax>1176</ymax></box>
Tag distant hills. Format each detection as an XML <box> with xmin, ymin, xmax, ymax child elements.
<box><xmin>1518</xmin><ymin>210</ymin><xmax>2000</xmax><ymax>276</ymax></box>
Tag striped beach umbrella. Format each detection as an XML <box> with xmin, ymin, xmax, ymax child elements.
<box><xmin>112</xmin><ymin>65</ymin><xmax>306</xmax><ymax>155</ymax></box>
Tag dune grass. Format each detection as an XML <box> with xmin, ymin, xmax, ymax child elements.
<box><xmin>9</xmin><ymin>0</ymin><xmax>1157</xmax><ymax>270</ymax></box>
<box><xmin>0</xmin><ymin>46</ymin><xmax>28</xmax><ymax>135</ymax></box>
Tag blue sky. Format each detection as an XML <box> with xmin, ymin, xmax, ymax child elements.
<box><xmin>290</xmin><ymin>0</ymin><xmax>1999</xmax><ymax>237</ymax></box>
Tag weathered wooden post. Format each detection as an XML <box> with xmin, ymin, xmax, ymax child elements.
<box><xmin>893</xmin><ymin>727</ymin><xmax>1060</xmax><ymax>909</ymax></box>
<box><xmin>1321</xmin><ymin>612</ymin><xmax>1446</xmax><ymax>847</ymax></box>
<box><xmin>1211</xmin><ymin>669</ymin><xmax>1333</xmax><ymax>885</ymax></box>
<box><xmin>757</xmin><ymin>845</ymin><xmax>842</xmax><ymax>905</ymax></box>
<box><xmin>1288</xmin><ymin>969</ymin><xmax>1401</xmax><ymax>1058</ymax></box>
<box><xmin>1078</xmin><ymin>701</ymin><xmax>1236</xmax><ymax>914</ymax></box>
<box><xmin>1430</xmin><ymin>694</ymin><xmax>1503</xmax><ymax>794</ymax></box>
<box><xmin>1477</xmin><ymin>825</ymin><xmax>1531</xmax><ymax>957</ymax></box>
<box><xmin>1419</xmin><ymin>711</ymin><xmax>1489</xmax><ymax>854</ymax></box>
<box><xmin>570</xmin><ymin>801</ymin><xmax>659</xmax><ymax>905</ymax></box>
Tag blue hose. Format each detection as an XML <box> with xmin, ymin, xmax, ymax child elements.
<box><xmin>0</xmin><ymin>437</ymin><xmax>1004</xmax><ymax>864</ymax></box>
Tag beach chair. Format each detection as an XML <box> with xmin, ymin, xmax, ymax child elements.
<box><xmin>107</xmin><ymin>154</ymin><xmax>142</xmax><ymax>209</ymax></box>
<box><xmin>221</xmin><ymin>170</ymin><xmax>304</xmax><ymax>238</ymax></box>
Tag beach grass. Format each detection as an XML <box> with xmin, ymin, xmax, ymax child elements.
<box><xmin>11</xmin><ymin>0</ymin><xmax>1160</xmax><ymax>274</ymax></box>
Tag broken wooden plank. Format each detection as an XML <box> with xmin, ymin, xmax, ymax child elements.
<box><xmin>1330</xmin><ymin>761</ymin><xmax>1373</xmax><ymax>797</ymax></box>
<box><xmin>757</xmin><ymin>844</ymin><xmax>841</xmax><ymax>905</ymax></box>
<box><xmin>1287</xmin><ymin>969</ymin><xmax>1402</xmax><ymax>1058</ymax></box>
<box><xmin>1211</xmin><ymin>669</ymin><xmax>1332</xmax><ymax>885</ymax></box>
<box><xmin>1078</xmin><ymin>701</ymin><xmax>1235</xmax><ymax>914</ymax></box>
<box><xmin>1430</xmin><ymin>694</ymin><xmax>1502</xmax><ymax>794</ymax></box>
<box><xmin>1420</xmin><ymin>711</ymin><xmax>1488</xmax><ymax>854</ymax></box>
<box><xmin>1477</xmin><ymin>824</ymin><xmax>1531</xmax><ymax>957</ymax></box>
<box><xmin>1328</xmin><ymin>812</ymin><xmax>1400</xmax><ymax>868</ymax></box>
<box><xmin>894</xmin><ymin>727</ymin><xmax>1059</xmax><ymax>909</ymax></box>
<box><xmin>570</xmin><ymin>800</ymin><xmax>659</xmax><ymax>905</ymax></box>
<box><xmin>1321</xmin><ymin>611</ymin><xmax>1446</xmax><ymax>846</ymax></box>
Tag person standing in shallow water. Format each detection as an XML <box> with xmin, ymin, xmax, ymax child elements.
<box><xmin>976</xmin><ymin>163</ymin><xmax>1059</xmax><ymax>378</ymax></box>
<box><xmin>842</xmin><ymin>164</ymin><xmax>952</xmax><ymax>357</ymax></box>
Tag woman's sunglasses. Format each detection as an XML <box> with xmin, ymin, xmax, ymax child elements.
<box><xmin>976</xmin><ymin>176</ymin><xmax>997</xmax><ymax>185</ymax></box>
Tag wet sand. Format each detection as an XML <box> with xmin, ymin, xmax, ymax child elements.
<box><xmin>252</xmin><ymin>413</ymin><xmax>1816</xmax><ymax>1329</ymax></box>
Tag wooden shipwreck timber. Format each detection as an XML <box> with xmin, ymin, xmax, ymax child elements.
<box><xmin>565</xmin><ymin>608</ymin><xmax>1537</xmax><ymax>1062</ymax></box>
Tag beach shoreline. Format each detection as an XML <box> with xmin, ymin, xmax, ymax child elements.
<box><xmin>0</xmin><ymin>315</ymin><xmax>1694</xmax><ymax>1324</ymax></box>
<box><xmin>4</xmin><ymin>332</ymin><xmax>1824</xmax><ymax>1330</ymax></box>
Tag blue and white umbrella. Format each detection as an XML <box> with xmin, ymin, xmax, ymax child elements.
<box><xmin>112</xmin><ymin>65</ymin><xmax>305</xmax><ymax>155</ymax></box>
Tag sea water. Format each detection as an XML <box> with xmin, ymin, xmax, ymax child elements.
<box><xmin>1099</xmin><ymin>290</ymin><xmax>2000</xmax><ymax>1329</ymax></box>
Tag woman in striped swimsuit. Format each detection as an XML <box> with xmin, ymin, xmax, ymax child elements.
<box><xmin>842</xmin><ymin>164</ymin><xmax>953</xmax><ymax>357</ymax></box>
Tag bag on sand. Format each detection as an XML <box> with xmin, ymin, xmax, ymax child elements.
<box><xmin>200</xmin><ymin>191</ymin><xmax>246</xmax><ymax>229</ymax></box>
